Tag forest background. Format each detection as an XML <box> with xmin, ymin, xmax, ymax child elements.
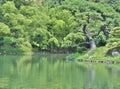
<box><xmin>0</xmin><ymin>0</ymin><xmax>120</xmax><ymax>57</ymax></box>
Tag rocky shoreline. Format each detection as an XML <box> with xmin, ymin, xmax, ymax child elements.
<box><xmin>66</xmin><ymin>58</ymin><xmax>120</xmax><ymax>64</ymax></box>
<box><xmin>75</xmin><ymin>59</ymin><xmax>120</xmax><ymax>64</ymax></box>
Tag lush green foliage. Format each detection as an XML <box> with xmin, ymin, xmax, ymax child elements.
<box><xmin>106</xmin><ymin>27</ymin><xmax>120</xmax><ymax>55</ymax></box>
<box><xmin>0</xmin><ymin>0</ymin><xmax>120</xmax><ymax>53</ymax></box>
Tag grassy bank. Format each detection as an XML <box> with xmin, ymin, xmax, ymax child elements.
<box><xmin>66</xmin><ymin>47</ymin><xmax>120</xmax><ymax>62</ymax></box>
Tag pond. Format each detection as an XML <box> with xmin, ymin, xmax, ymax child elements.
<box><xmin>0</xmin><ymin>54</ymin><xmax>120</xmax><ymax>89</ymax></box>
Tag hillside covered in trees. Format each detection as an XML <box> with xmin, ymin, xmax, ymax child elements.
<box><xmin>0</xmin><ymin>0</ymin><xmax>120</xmax><ymax>55</ymax></box>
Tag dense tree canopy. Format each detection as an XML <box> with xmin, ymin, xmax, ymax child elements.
<box><xmin>0</xmin><ymin>0</ymin><xmax>120</xmax><ymax>53</ymax></box>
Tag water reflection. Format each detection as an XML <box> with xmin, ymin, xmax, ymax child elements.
<box><xmin>0</xmin><ymin>54</ymin><xmax>120</xmax><ymax>89</ymax></box>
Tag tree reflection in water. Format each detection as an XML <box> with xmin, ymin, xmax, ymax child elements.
<box><xmin>0</xmin><ymin>54</ymin><xmax>120</xmax><ymax>89</ymax></box>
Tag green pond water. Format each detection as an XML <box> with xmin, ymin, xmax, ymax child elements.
<box><xmin>0</xmin><ymin>54</ymin><xmax>120</xmax><ymax>89</ymax></box>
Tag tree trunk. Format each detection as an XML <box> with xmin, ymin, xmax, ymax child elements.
<box><xmin>97</xmin><ymin>21</ymin><xmax>111</xmax><ymax>40</ymax></box>
<box><xmin>82</xmin><ymin>24</ymin><xmax>96</xmax><ymax>55</ymax></box>
<box><xmin>87</xmin><ymin>38</ymin><xmax>96</xmax><ymax>55</ymax></box>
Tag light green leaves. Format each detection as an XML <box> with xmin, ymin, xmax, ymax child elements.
<box><xmin>0</xmin><ymin>22</ymin><xmax>10</xmax><ymax>35</ymax></box>
<box><xmin>106</xmin><ymin>27</ymin><xmax>120</xmax><ymax>51</ymax></box>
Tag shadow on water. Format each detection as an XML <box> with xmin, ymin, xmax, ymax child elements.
<box><xmin>0</xmin><ymin>54</ymin><xmax>120</xmax><ymax>89</ymax></box>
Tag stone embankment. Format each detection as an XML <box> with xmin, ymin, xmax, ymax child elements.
<box><xmin>76</xmin><ymin>59</ymin><xmax>120</xmax><ymax>64</ymax></box>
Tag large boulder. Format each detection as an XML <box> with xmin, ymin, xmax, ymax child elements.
<box><xmin>106</xmin><ymin>47</ymin><xmax>120</xmax><ymax>56</ymax></box>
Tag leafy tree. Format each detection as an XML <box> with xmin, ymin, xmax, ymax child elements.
<box><xmin>48</xmin><ymin>37</ymin><xmax>59</xmax><ymax>52</ymax></box>
<box><xmin>2</xmin><ymin>1</ymin><xmax>18</xmax><ymax>13</ymax></box>
<box><xmin>62</xmin><ymin>32</ymin><xmax>86</xmax><ymax>52</ymax></box>
<box><xmin>0</xmin><ymin>22</ymin><xmax>10</xmax><ymax>52</ymax></box>
<box><xmin>0</xmin><ymin>0</ymin><xmax>120</xmax><ymax>53</ymax></box>
<box><xmin>106</xmin><ymin>27</ymin><xmax>120</xmax><ymax>49</ymax></box>
<box><xmin>31</xmin><ymin>28</ymin><xmax>51</xmax><ymax>50</ymax></box>
<box><xmin>106</xmin><ymin>27</ymin><xmax>120</xmax><ymax>55</ymax></box>
<box><xmin>0</xmin><ymin>22</ymin><xmax>10</xmax><ymax>36</ymax></box>
<box><xmin>48</xmin><ymin>8</ymin><xmax>76</xmax><ymax>41</ymax></box>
